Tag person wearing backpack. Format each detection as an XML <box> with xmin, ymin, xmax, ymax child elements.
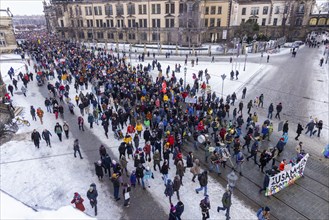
<box><xmin>195</xmin><ymin>171</ymin><xmax>208</xmax><ymax>196</ymax></box>
<box><xmin>199</xmin><ymin>195</ymin><xmax>211</xmax><ymax>220</ymax></box>
<box><xmin>217</xmin><ymin>188</ymin><xmax>232</xmax><ymax>220</ymax></box>
<box><xmin>256</xmin><ymin>206</ymin><xmax>270</xmax><ymax>220</ymax></box>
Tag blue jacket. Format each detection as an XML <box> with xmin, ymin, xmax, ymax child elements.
<box><xmin>143</xmin><ymin>169</ymin><xmax>153</xmax><ymax>180</ymax></box>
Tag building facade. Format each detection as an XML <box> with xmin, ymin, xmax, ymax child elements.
<box><xmin>0</xmin><ymin>8</ymin><xmax>17</xmax><ymax>53</ymax></box>
<box><xmin>45</xmin><ymin>0</ymin><xmax>323</xmax><ymax>45</ymax></box>
<box><xmin>45</xmin><ymin>0</ymin><xmax>231</xmax><ymax>46</ymax></box>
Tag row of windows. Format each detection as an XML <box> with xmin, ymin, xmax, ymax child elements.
<box><xmin>242</xmin><ymin>18</ymin><xmax>279</xmax><ymax>26</ymax></box>
<box><xmin>72</xmin><ymin>32</ymin><xmax>160</xmax><ymax>41</ymax></box>
<box><xmin>63</xmin><ymin>18</ymin><xmax>176</xmax><ymax>28</ymax></box>
<box><xmin>241</xmin><ymin>5</ymin><xmax>289</xmax><ymax>16</ymax></box>
<box><xmin>67</xmin><ymin>3</ymin><xmax>178</xmax><ymax>17</ymax></box>
<box><xmin>205</xmin><ymin>18</ymin><xmax>221</xmax><ymax>27</ymax></box>
<box><xmin>205</xmin><ymin>6</ymin><xmax>222</xmax><ymax>15</ymax></box>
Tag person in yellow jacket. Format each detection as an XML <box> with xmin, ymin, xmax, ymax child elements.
<box><xmin>123</xmin><ymin>134</ymin><xmax>132</xmax><ymax>144</ymax></box>
<box><xmin>252</xmin><ymin>112</ymin><xmax>258</xmax><ymax>123</ymax></box>
<box><xmin>163</xmin><ymin>94</ymin><xmax>169</xmax><ymax>102</ymax></box>
<box><xmin>135</xmin><ymin>122</ymin><xmax>143</xmax><ymax>136</ymax></box>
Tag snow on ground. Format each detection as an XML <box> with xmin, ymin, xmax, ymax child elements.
<box><xmin>0</xmin><ymin>53</ymin><xmax>260</xmax><ymax>219</ymax></box>
<box><xmin>0</xmin><ymin>191</ymin><xmax>95</xmax><ymax>219</ymax></box>
<box><xmin>84</xmin><ymin>42</ymin><xmax>292</xmax><ymax>57</ymax></box>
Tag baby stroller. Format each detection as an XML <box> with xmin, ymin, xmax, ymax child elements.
<box><xmin>114</xmin><ymin>128</ymin><xmax>124</xmax><ymax>140</ymax></box>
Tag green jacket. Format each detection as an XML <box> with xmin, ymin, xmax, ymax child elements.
<box><xmin>222</xmin><ymin>191</ymin><xmax>232</xmax><ymax>208</ymax></box>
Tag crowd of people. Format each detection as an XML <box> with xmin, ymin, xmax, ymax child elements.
<box><xmin>2</xmin><ymin>32</ymin><xmax>326</xmax><ymax>219</ymax></box>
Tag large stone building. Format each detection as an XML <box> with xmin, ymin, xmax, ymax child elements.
<box><xmin>0</xmin><ymin>8</ymin><xmax>17</xmax><ymax>53</ymax></box>
<box><xmin>44</xmin><ymin>0</ymin><xmax>325</xmax><ymax>45</ymax></box>
<box><xmin>44</xmin><ymin>0</ymin><xmax>233</xmax><ymax>46</ymax></box>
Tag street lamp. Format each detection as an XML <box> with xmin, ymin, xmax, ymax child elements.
<box><xmin>227</xmin><ymin>171</ymin><xmax>238</xmax><ymax>192</ymax></box>
<box><xmin>184</xmin><ymin>67</ymin><xmax>187</xmax><ymax>89</ymax></box>
<box><xmin>221</xmin><ymin>74</ymin><xmax>226</xmax><ymax>98</ymax></box>
<box><xmin>243</xmin><ymin>47</ymin><xmax>248</xmax><ymax>71</ymax></box>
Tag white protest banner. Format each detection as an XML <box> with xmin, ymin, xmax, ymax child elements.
<box><xmin>185</xmin><ymin>96</ymin><xmax>197</xmax><ymax>104</ymax></box>
<box><xmin>265</xmin><ymin>153</ymin><xmax>309</xmax><ymax>196</ymax></box>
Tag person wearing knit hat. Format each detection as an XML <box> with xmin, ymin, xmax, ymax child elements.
<box><xmin>110</xmin><ymin>173</ymin><xmax>121</xmax><ymax>201</ymax></box>
<box><xmin>86</xmin><ymin>183</ymin><xmax>98</xmax><ymax>216</ymax></box>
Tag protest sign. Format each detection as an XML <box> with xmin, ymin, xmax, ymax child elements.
<box><xmin>265</xmin><ymin>154</ymin><xmax>309</xmax><ymax>196</ymax></box>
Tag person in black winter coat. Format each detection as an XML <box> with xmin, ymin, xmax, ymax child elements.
<box><xmin>135</xmin><ymin>163</ymin><xmax>145</xmax><ymax>187</ymax></box>
<box><xmin>102</xmin><ymin>119</ymin><xmax>109</xmax><ymax>138</ymax></box>
<box><xmin>195</xmin><ymin>171</ymin><xmax>208</xmax><ymax>196</ymax></box>
<box><xmin>175</xmin><ymin>201</ymin><xmax>184</xmax><ymax>220</ymax></box>
<box><xmin>267</xmin><ymin>103</ymin><xmax>274</xmax><ymax>119</ymax></box>
<box><xmin>295</xmin><ymin>123</ymin><xmax>304</xmax><ymax>140</ymax></box>
<box><xmin>102</xmin><ymin>154</ymin><xmax>112</xmax><ymax>177</ymax></box>
<box><xmin>274</xmin><ymin>103</ymin><xmax>282</xmax><ymax>120</ymax></box>
<box><xmin>164</xmin><ymin>179</ymin><xmax>174</xmax><ymax>203</ymax></box>
<box><xmin>316</xmin><ymin>120</ymin><xmax>323</xmax><ymax>137</ymax></box>
<box><xmin>282</xmin><ymin>120</ymin><xmax>289</xmax><ymax>134</ymax></box>
<box><xmin>73</xmin><ymin>139</ymin><xmax>83</xmax><ymax>159</ymax></box>
<box><xmin>143</xmin><ymin>127</ymin><xmax>151</xmax><ymax>142</ymax></box>
<box><xmin>169</xmin><ymin>204</ymin><xmax>177</xmax><ymax>220</ymax></box>
<box><xmin>31</xmin><ymin>129</ymin><xmax>41</xmax><ymax>148</ymax></box>
<box><xmin>186</xmin><ymin>152</ymin><xmax>194</xmax><ymax>168</ymax></box>
<box><xmin>119</xmin><ymin>142</ymin><xmax>126</xmax><ymax>159</ymax></box>
<box><xmin>87</xmin><ymin>183</ymin><xmax>98</xmax><ymax>216</ymax></box>
<box><xmin>42</xmin><ymin>129</ymin><xmax>52</xmax><ymax>147</ymax></box>
<box><xmin>94</xmin><ymin>160</ymin><xmax>104</xmax><ymax>180</ymax></box>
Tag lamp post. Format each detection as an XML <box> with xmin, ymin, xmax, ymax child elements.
<box><xmin>227</xmin><ymin>171</ymin><xmax>238</xmax><ymax>192</ymax></box>
<box><xmin>243</xmin><ymin>47</ymin><xmax>248</xmax><ymax>71</ymax></box>
<box><xmin>221</xmin><ymin>74</ymin><xmax>226</xmax><ymax>98</ymax></box>
<box><xmin>184</xmin><ymin>67</ymin><xmax>187</xmax><ymax>89</ymax></box>
<box><xmin>232</xmin><ymin>37</ymin><xmax>237</xmax><ymax>70</ymax></box>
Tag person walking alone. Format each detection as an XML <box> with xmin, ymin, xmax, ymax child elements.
<box><xmin>200</xmin><ymin>195</ymin><xmax>211</xmax><ymax>220</ymax></box>
<box><xmin>195</xmin><ymin>171</ymin><xmax>208</xmax><ymax>196</ymax></box>
<box><xmin>274</xmin><ymin>103</ymin><xmax>282</xmax><ymax>120</ymax></box>
<box><xmin>73</xmin><ymin>139</ymin><xmax>83</xmax><ymax>159</ymax></box>
<box><xmin>86</xmin><ymin>183</ymin><xmax>98</xmax><ymax>216</ymax></box>
<box><xmin>63</xmin><ymin>121</ymin><xmax>69</xmax><ymax>139</ymax></box>
<box><xmin>217</xmin><ymin>188</ymin><xmax>232</xmax><ymax>220</ymax></box>
<box><xmin>295</xmin><ymin>123</ymin><xmax>303</xmax><ymax>140</ymax></box>
<box><xmin>54</xmin><ymin>122</ymin><xmax>63</xmax><ymax>142</ymax></box>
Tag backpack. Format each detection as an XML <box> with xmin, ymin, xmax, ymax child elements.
<box><xmin>256</xmin><ymin>208</ymin><xmax>263</xmax><ymax>218</ymax></box>
<box><xmin>237</xmin><ymin>153</ymin><xmax>244</xmax><ymax>161</ymax></box>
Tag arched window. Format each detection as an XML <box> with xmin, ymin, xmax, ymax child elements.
<box><xmin>309</xmin><ymin>18</ymin><xmax>317</xmax><ymax>26</ymax></box>
<box><xmin>318</xmin><ymin>18</ymin><xmax>326</xmax><ymax>26</ymax></box>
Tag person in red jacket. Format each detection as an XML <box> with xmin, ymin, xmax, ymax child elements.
<box><xmin>127</xmin><ymin>124</ymin><xmax>135</xmax><ymax>134</ymax></box>
<box><xmin>167</xmin><ymin>134</ymin><xmax>175</xmax><ymax>150</ymax></box>
<box><xmin>197</xmin><ymin>121</ymin><xmax>205</xmax><ymax>132</ymax></box>
<box><xmin>143</xmin><ymin>141</ymin><xmax>152</xmax><ymax>161</ymax></box>
<box><xmin>78</xmin><ymin>116</ymin><xmax>85</xmax><ymax>131</ymax></box>
<box><xmin>71</xmin><ymin>192</ymin><xmax>85</xmax><ymax>212</ymax></box>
